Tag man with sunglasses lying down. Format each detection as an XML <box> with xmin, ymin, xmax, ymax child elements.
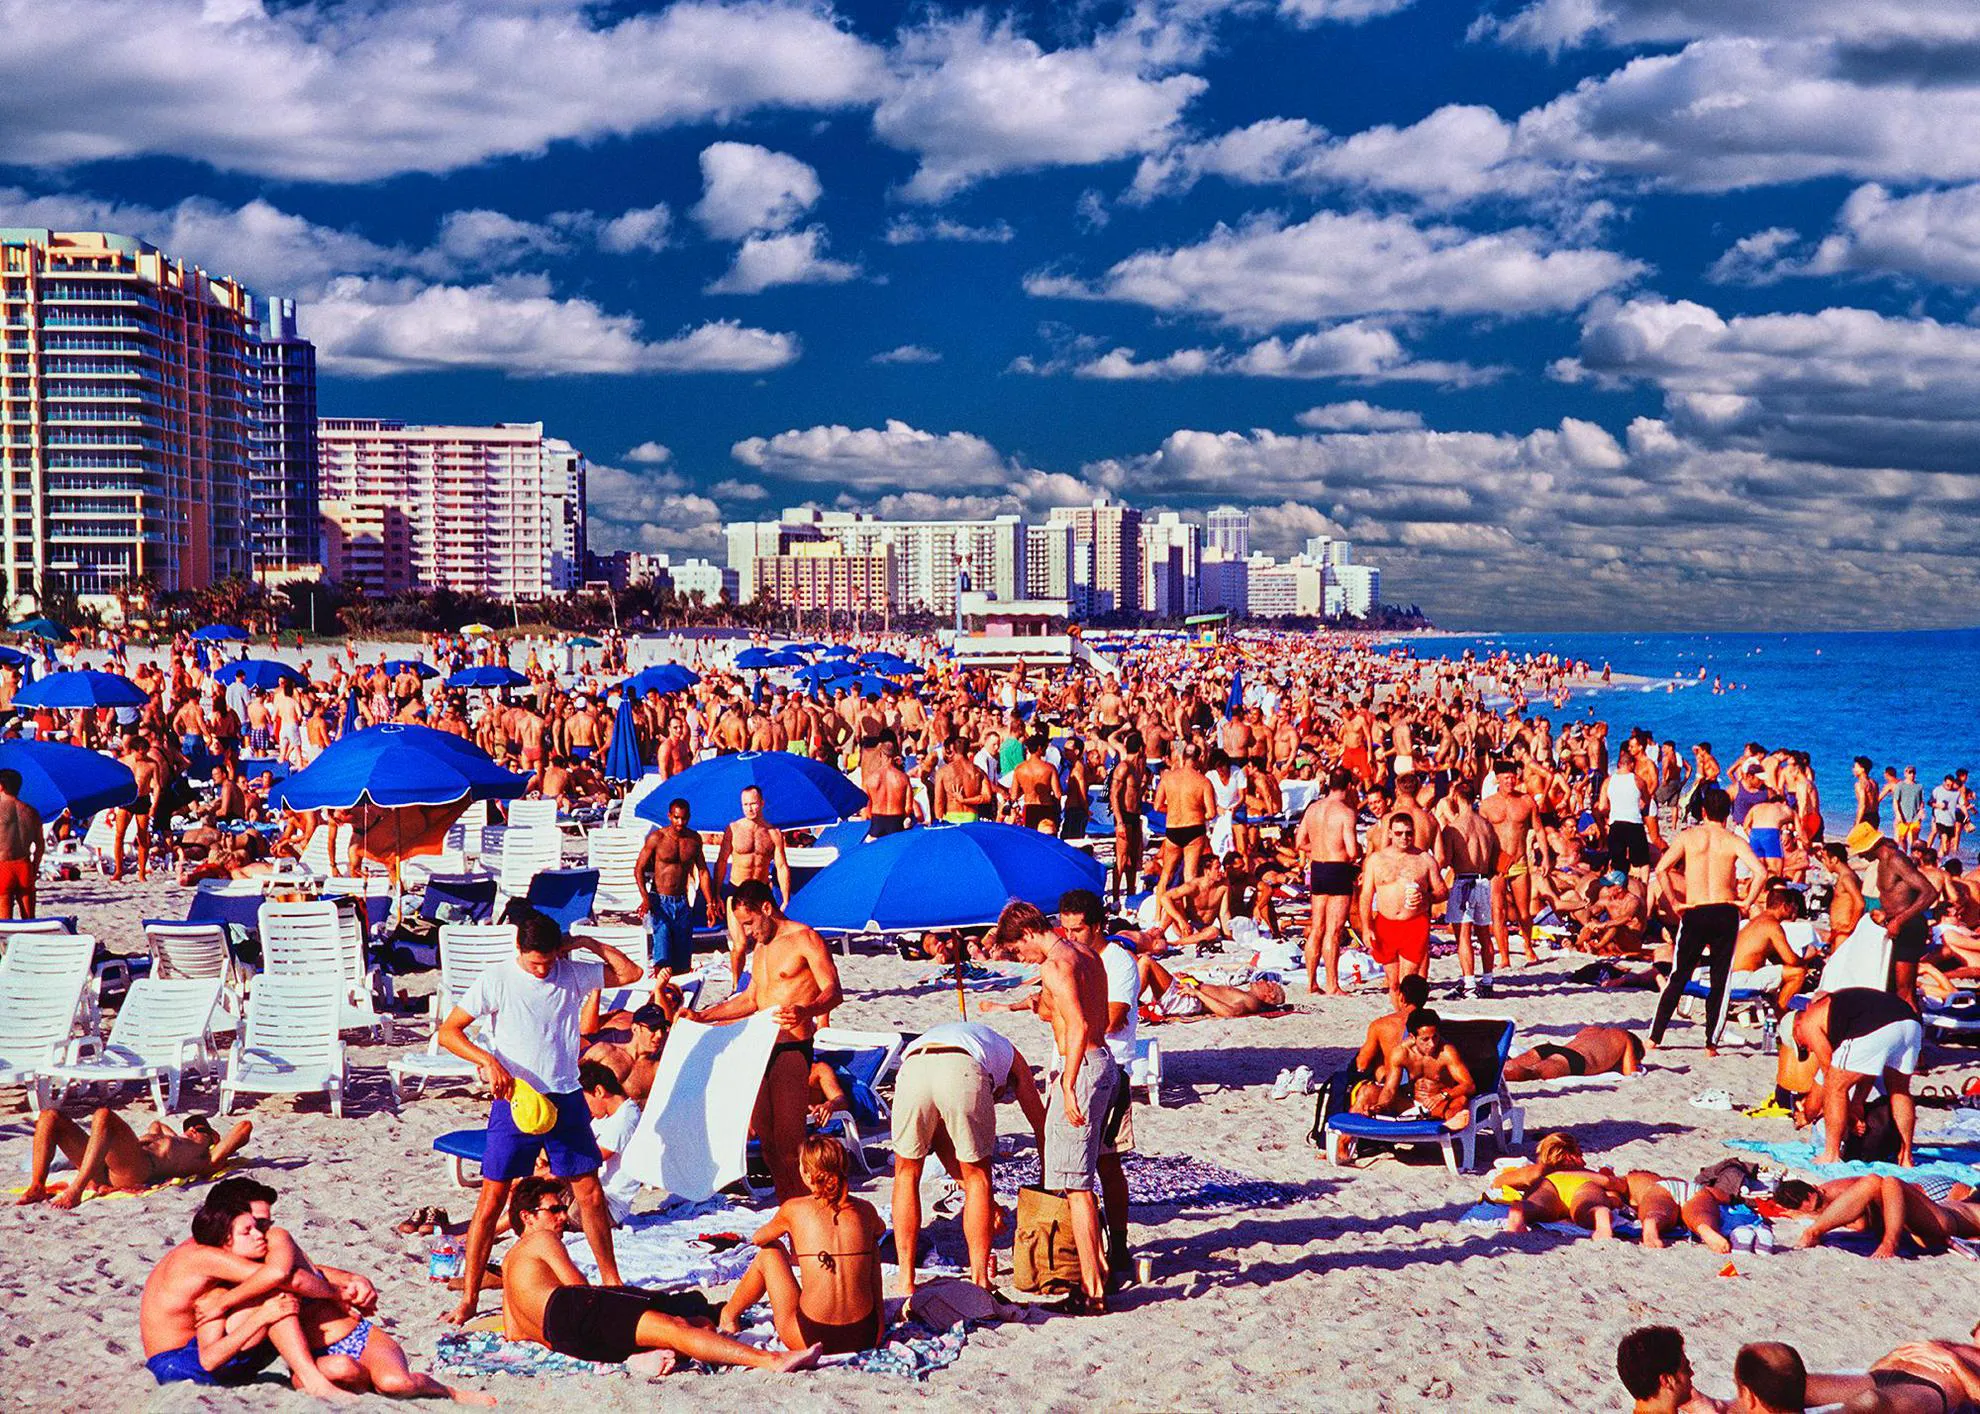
<box><xmin>16</xmin><ymin>1104</ymin><xmax>253</xmax><ymax>1208</ymax></box>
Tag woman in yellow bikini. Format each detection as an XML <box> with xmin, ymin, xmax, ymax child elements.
<box><xmin>1496</xmin><ymin>1132</ymin><xmax>1626</xmax><ymax>1240</ymax></box>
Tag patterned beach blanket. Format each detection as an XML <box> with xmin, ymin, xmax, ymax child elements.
<box><xmin>993</xmin><ymin>1150</ymin><xmax>1305</xmax><ymax>1209</ymax></box>
<box><xmin>432</xmin><ymin>1318</ymin><xmax>970</xmax><ymax>1382</ymax></box>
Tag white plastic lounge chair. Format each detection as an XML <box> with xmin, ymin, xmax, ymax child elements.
<box><xmin>387</xmin><ymin>923</ymin><xmax>515</xmax><ymax>1099</ymax></box>
<box><xmin>1130</xmin><ymin>1035</ymin><xmax>1164</xmax><ymax>1108</ymax></box>
<box><xmin>145</xmin><ymin>922</ymin><xmax>249</xmax><ymax>1018</ymax></box>
<box><xmin>571</xmin><ymin>922</ymin><xmax>651</xmax><ymax>966</ymax></box>
<box><xmin>507</xmin><ymin>799</ymin><xmax>559</xmax><ymax>833</ymax></box>
<box><xmin>0</xmin><ymin>945</ymin><xmax>94</xmax><ymax>1112</ymax></box>
<box><xmin>0</xmin><ymin>929</ymin><xmax>103</xmax><ymax>1033</ymax></box>
<box><xmin>496</xmin><ymin>826</ymin><xmax>563</xmax><ymax>903</ymax></box>
<box><xmin>1322</xmin><ymin>1016</ymin><xmax>1525</xmax><ymax>1175</ymax></box>
<box><xmin>586</xmin><ymin>829</ymin><xmax>645</xmax><ymax>914</ymax></box>
<box><xmin>219</xmin><ymin>973</ymin><xmax>345</xmax><ymax>1118</ymax></box>
<box><xmin>257</xmin><ymin>900</ymin><xmax>392</xmax><ymax>1042</ymax></box>
<box><xmin>43</xmin><ymin>977</ymin><xmax>222</xmax><ymax>1115</ymax></box>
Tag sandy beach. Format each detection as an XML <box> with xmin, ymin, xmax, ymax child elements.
<box><xmin>6</xmin><ymin>866</ymin><xmax>1977</xmax><ymax>1412</ymax></box>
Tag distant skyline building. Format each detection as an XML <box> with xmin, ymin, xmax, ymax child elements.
<box><xmin>731</xmin><ymin>507</ymin><xmax>1022</xmax><ymax>615</ymax></box>
<box><xmin>1330</xmin><ymin>563</ymin><xmax>1380</xmax><ymax>618</ymax></box>
<box><xmin>248</xmin><ymin>296</ymin><xmax>320</xmax><ymax>583</ymax></box>
<box><xmin>1024</xmin><ymin>520</ymin><xmax>1072</xmax><ymax>601</ymax></box>
<box><xmin>1206</xmin><ymin>505</ymin><xmax>1250</xmax><ymax>560</ymax></box>
<box><xmin>1048</xmin><ymin>498</ymin><xmax>1141</xmax><ymax>617</ymax></box>
<box><xmin>1141</xmin><ymin>511</ymin><xmax>1201</xmax><ymax>619</ymax></box>
<box><xmin>0</xmin><ymin>228</ymin><xmax>263</xmax><ymax>609</ymax></box>
<box><xmin>318</xmin><ymin>418</ymin><xmax>585</xmax><ymax>601</ymax></box>
<box><xmin>1247</xmin><ymin>557</ymin><xmax>1324</xmax><ymax>618</ymax></box>
<box><xmin>760</xmin><ymin>539</ymin><xmax>897</xmax><ymax>618</ymax></box>
<box><xmin>1199</xmin><ymin>545</ymin><xmax>1249</xmax><ymax>617</ymax></box>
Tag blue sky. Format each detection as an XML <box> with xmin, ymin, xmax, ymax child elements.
<box><xmin>6</xmin><ymin>0</ymin><xmax>1980</xmax><ymax>627</ymax></box>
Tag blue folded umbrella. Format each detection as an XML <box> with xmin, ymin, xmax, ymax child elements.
<box><xmin>788</xmin><ymin>822</ymin><xmax>1106</xmax><ymax>932</ymax></box>
<box><xmin>445</xmin><ymin>665</ymin><xmax>528</xmax><ymax>690</ymax></box>
<box><xmin>14</xmin><ymin>669</ymin><xmax>148</xmax><ymax>709</ymax></box>
<box><xmin>217</xmin><ymin>659</ymin><xmax>308</xmax><ymax>692</ymax></box>
<box><xmin>381</xmin><ymin>659</ymin><xmax>439</xmax><ymax>679</ymax></box>
<box><xmin>275</xmin><ymin>723</ymin><xmax>527</xmax><ymax>809</ymax></box>
<box><xmin>602</xmin><ymin>695</ymin><xmax>643</xmax><ymax>785</ymax></box>
<box><xmin>0</xmin><ymin>740</ymin><xmax>136</xmax><ymax>818</ymax></box>
<box><xmin>633</xmin><ymin>751</ymin><xmax>866</xmax><ymax>830</ymax></box>
<box><xmin>622</xmin><ymin>664</ymin><xmax>699</xmax><ymax>696</ymax></box>
<box><xmin>191</xmin><ymin>624</ymin><xmax>250</xmax><ymax>641</ymax></box>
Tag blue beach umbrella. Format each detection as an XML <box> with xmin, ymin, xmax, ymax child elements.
<box><xmin>765</xmin><ymin>648</ymin><xmax>807</xmax><ymax>668</ymax></box>
<box><xmin>839</xmin><ymin>673</ymin><xmax>896</xmax><ymax>698</ymax></box>
<box><xmin>382</xmin><ymin>659</ymin><xmax>439</xmax><ymax>679</ymax></box>
<box><xmin>1226</xmin><ymin>669</ymin><xmax>1243</xmax><ymax>721</ymax></box>
<box><xmin>787</xmin><ymin>822</ymin><xmax>1106</xmax><ymax>933</ymax></box>
<box><xmin>276</xmin><ymin>723</ymin><xmax>527</xmax><ymax>811</ymax></box>
<box><xmin>820</xmin><ymin>644</ymin><xmax>858</xmax><ymax>660</ymax></box>
<box><xmin>10</xmin><ymin>617</ymin><xmax>68</xmax><ymax>643</ymax></box>
<box><xmin>341</xmin><ymin>684</ymin><xmax>362</xmax><ymax>739</ymax></box>
<box><xmin>859</xmin><ymin>652</ymin><xmax>918</xmax><ymax>676</ymax></box>
<box><xmin>735</xmin><ymin>647</ymin><xmax>781</xmax><ymax>670</ymax></box>
<box><xmin>788</xmin><ymin>642</ymin><xmax>827</xmax><ymax>655</ymax></box>
<box><xmin>192</xmin><ymin>624</ymin><xmax>250</xmax><ymax>642</ymax></box>
<box><xmin>633</xmin><ymin>751</ymin><xmax>866</xmax><ymax>830</ymax></box>
<box><xmin>14</xmin><ymin>669</ymin><xmax>147</xmax><ymax>709</ymax></box>
<box><xmin>569</xmin><ymin>635</ymin><xmax>603</xmax><ymax>648</ymax></box>
<box><xmin>622</xmin><ymin>664</ymin><xmax>699</xmax><ymax>696</ymax></box>
<box><xmin>0</xmin><ymin>646</ymin><xmax>31</xmax><ymax>668</ymax></box>
<box><xmin>220</xmin><ymin>659</ymin><xmax>308</xmax><ymax>692</ymax></box>
<box><xmin>446</xmin><ymin>665</ymin><xmax>528</xmax><ymax>690</ymax></box>
<box><xmin>793</xmin><ymin>661</ymin><xmax>851</xmax><ymax>687</ymax></box>
<box><xmin>0</xmin><ymin>740</ymin><xmax>136</xmax><ymax>819</ymax></box>
<box><xmin>603</xmin><ymin>694</ymin><xmax>644</xmax><ymax>785</ymax></box>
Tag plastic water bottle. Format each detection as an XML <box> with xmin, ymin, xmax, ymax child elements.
<box><xmin>428</xmin><ymin>1236</ymin><xmax>463</xmax><ymax>1283</ymax></box>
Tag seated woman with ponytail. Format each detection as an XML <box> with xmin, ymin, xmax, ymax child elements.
<box><xmin>719</xmin><ymin>1136</ymin><xmax>887</xmax><ymax>1355</ymax></box>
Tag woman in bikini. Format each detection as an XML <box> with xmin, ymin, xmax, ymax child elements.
<box><xmin>718</xmin><ymin>1137</ymin><xmax>886</xmax><ymax>1356</ymax></box>
<box><xmin>1496</xmin><ymin>1132</ymin><xmax>1626</xmax><ymax>1240</ymax></box>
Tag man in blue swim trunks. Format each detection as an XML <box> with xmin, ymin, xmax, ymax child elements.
<box><xmin>138</xmin><ymin>1187</ymin><xmax>346</xmax><ymax>1397</ymax></box>
<box><xmin>439</xmin><ymin>906</ymin><xmax>646</xmax><ymax>1325</ymax></box>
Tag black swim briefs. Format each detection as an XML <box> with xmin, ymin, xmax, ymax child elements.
<box><xmin>1309</xmin><ymin>861</ymin><xmax>1358</xmax><ymax>897</ymax></box>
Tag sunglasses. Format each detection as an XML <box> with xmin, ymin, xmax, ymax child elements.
<box><xmin>535</xmin><ymin>1203</ymin><xmax>571</xmax><ymax>1216</ymax></box>
<box><xmin>251</xmin><ymin>1216</ymin><xmax>273</xmax><ymax>1232</ymax></box>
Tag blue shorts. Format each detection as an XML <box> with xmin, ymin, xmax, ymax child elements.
<box><xmin>146</xmin><ymin>1336</ymin><xmax>279</xmax><ymax>1387</ymax></box>
<box><xmin>482</xmin><ymin>1089</ymin><xmax>602</xmax><ymax>1181</ymax></box>
<box><xmin>1748</xmin><ymin>827</ymin><xmax>1783</xmax><ymax>861</ymax></box>
<box><xmin>650</xmin><ymin>893</ymin><xmax>697</xmax><ymax>974</ymax></box>
<box><xmin>1447</xmin><ymin>875</ymin><xmax>1493</xmax><ymax>928</ymax></box>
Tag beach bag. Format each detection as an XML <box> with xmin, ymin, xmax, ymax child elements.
<box><xmin>1012</xmin><ymin>1186</ymin><xmax>1084</xmax><ymax>1296</ymax></box>
<box><xmin>1307</xmin><ymin>1064</ymin><xmax>1367</xmax><ymax>1151</ymax></box>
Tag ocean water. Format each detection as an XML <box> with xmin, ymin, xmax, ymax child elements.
<box><xmin>1404</xmin><ymin>628</ymin><xmax>1980</xmax><ymax>834</ymax></box>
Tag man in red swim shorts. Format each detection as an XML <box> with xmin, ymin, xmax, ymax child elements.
<box><xmin>1358</xmin><ymin>812</ymin><xmax>1445</xmax><ymax>1009</ymax></box>
<box><xmin>0</xmin><ymin>768</ymin><xmax>44</xmax><ymax>919</ymax></box>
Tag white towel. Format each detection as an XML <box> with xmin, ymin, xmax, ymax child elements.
<box><xmin>620</xmin><ymin>1012</ymin><xmax>780</xmax><ymax>1201</ymax></box>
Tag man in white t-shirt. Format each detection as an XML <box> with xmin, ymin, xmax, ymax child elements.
<box><xmin>890</xmin><ymin>1021</ymin><xmax>1045</xmax><ymax>1299</ymax></box>
<box><xmin>1059</xmin><ymin>889</ymin><xmax>1139</xmax><ymax>1282</ymax></box>
<box><xmin>578</xmin><ymin>1061</ymin><xmax>643</xmax><ymax>1226</ymax></box>
<box><xmin>439</xmin><ymin>908</ymin><xmax>644</xmax><ymax>1325</ymax></box>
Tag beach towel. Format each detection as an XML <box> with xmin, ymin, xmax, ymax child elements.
<box><xmin>1456</xmin><ymin>1199</ymin><xmax>1765</xmax><ymax>1242</ymax></box>
<box><xmin>621</xmin><ymin>1012</ymin><xmax>779</xmax><ymax>1201</ymax></box>
<box><xmin>1722</xmin><ymin>1138</ymin><xmax>1980</xmax><ymax>1194</ymax></box>
<box><xmin>5</xmin><ymin>1162</ymin><xmax>241</xmax><ymax>1205</ymax></box>
<box><xmin>992</xmin><ymin>1151</ymin><xmax>1303</xmax><ymax>1210</ymax></box>
<box><xmin>564</xmin><ymin>1195</ymin><xmax>776</xmax><ymax>1288</ymax></box>
<box><xmin>431</xmin><ymin>1318</ymin><xmax>971</xmax><ymax>1382</ymax></box>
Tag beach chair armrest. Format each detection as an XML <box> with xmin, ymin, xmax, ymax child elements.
<box><xmin>60</xmin><ymin>1035</ymin><xmax>102</xmax><ymax>1066</ymax></box>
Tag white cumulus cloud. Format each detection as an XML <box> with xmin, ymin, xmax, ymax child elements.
<box><xmin>692</xmin><ymin>142</ymin><xmax>824</xmax><ymax>239</ymax></box>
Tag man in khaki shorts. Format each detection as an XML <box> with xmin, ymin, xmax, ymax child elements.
<box><xmin>890</xmin><ymin>1022</ymin><xmax>1045</xmax><ymax>1301</ymax></box>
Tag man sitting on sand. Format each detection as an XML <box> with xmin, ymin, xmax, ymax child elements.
<box><xmin>1775</xmin><ymin>1175</ymin><xmax>1980</xmax><ymax>1258</ymax></box>
<box><xmin>1728</xmin><ymin>884</ymin><xmax>1814</xmax><ymax>1014</ymax></box>
<box><xmin>1351</xmin><ymin>1008</ymin><xmax>1475</xmax><ymax>1129</ymax></box>
<box><xmin>500</xmin><ymin>1175</ymin><xmax>821</xmax><ymax>1375</ymax></box>
<box><xmin>1135</xmin><ymin>954</ymin><xmax>1287</xmax><ymax>1019</ymax></box>
<box><xmin>1615</xmin><ymin>1325</ymin><xmax>1705</xmax><ymax>1414</ymax></box>
<box><xmin>1502</xmin><ymin>1025</ymin><xmax>1643</xmax><ymax>1082</ymax></box>
<box><xmin>18</xmin><ymin>1106</ymin><xmax>252</xmax><ymax>1208</ymax></box>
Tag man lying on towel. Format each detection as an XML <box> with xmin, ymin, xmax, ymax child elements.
<box><xmin>1775</xmin><ymin>1175</ymin><xmax>1980</xmax><ymax>1259</ymax></box>
<box><xmin>18</xmin><ymin>1106</ymin><xmax>252</xmax><ymax>1207</ymax></box>
<box><xmin>1134</xmin><ymin>954</ymin><xmax>1285</xmax><ymax>1019</ymax></box>
<box><xmin>1502</xmin><ymin>1026</ymin><xmax>1643</xmax><ymax>1083</ymax></box>
<box><xmin>501</xmin><ymin>1175</ymin><xmax>821</xmax><ymax>1375</ymax></box>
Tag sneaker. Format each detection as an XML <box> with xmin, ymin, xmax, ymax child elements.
<box><xmin>1475</xmin><ymin>975</ymin><xmax>1495</xmax><ymax>998</ymax></box>
<box><xmin>1289</xmin><ymin>1064</ymin><xmax>1314</xmax><ymax>1095</ymax></box>
<box><xmin>1455</xmin><ymin>978</ymin><xmax>1476</xmax><ymax>1000</ymax></box>
<box><xmin>1269</xmin><ymin>1068</ymin><xmax>1296</xmax><ymax>1101</ymax></box>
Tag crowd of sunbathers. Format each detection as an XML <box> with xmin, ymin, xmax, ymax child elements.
<box><xmin>1616</xmin><ymin>1322</ymin><xmax>1980</xmax><ymax>1413</ymax></box>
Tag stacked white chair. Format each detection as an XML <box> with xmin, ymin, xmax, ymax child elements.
<box><xmin>219</xmin><ymin>973</ymin><xmax>345</xmax><ymax>1118</ymax></box>
<box><xmin>145</xmin><ymin>921</ymin><xmax>249</xmax><ymax>1020</ymax></box>
<box><xmin>496</xmin><ymin>826</ymin><xmax>563</xmax><ymax>903</ymax></box>
<box><xmin>43</xmin><ymin>977</ymin><xmax>223</xmax><ymax>1115</ymax></box>
<box><xmin>586</xmin><ymin>828</ymin><xmax>647</xmax><ymax>914</ymax></box>
<box><xmin>0</xmin><ymin>933</ymin><xmax>94</xmax><ymax>1112</ymax></box>
<box><xmin>257</xmin><ymin>900</ymin><xmax>392</xmax><ymax>1042</ymax></box>
<box><xmin>387</xmin><ymin>923</ymin><xmax>515</xmax><ymax>1099</ymax></box>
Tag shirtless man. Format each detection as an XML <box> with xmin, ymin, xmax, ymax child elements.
<box><xmin>1503</xmin><ymin>1026</ymin><xmax>1643</xmax><ymax>1082</ymax></box>
<box><xmin>1480</xmin><ymin>759</ymin><xmax>1541</xmax><ymax>967</ymax></box>
<box><xmin>501</xmin><ymin>1174</ymin><xmax>818</xmax><ymax>1374</ymax></box>
<box><xmin>18</xmin><ymin>1108</ymin><xmax>252</xmax><ymax>1208</ymax></box>
<box><xmin>714</xmin><ymin>785</ymin><xmax>791</xmax><ymax>983</ymax></box>
<box><xmin>1108</xmin><ymin>731</ymin><xmax>1149</xmax><ymax>908</ymax></box>
<box><xmin>112</xmin><ymin>730</ymin><xmax>159</xmax><ymax>881</ymax></box>
<box><xmin>1853</xmin><ymin>824</ymin><xmax>1940</xmax><ymax>1009</ymax></box>
<box><xmin>1780</xmin><ymin>1174</ymin><xmax>1980</xmax><ymax>1258</ymax></box>
<box><xmin>931</xmin><ymin>734</ymin><xmax>995</xmax><ymax>824</ymax></box>
<box><xmin>1356</xmin><ymin>1009</ymin><xmax>1476</xmax><ymax>1130</ymax></box>
<box><xmin>1007</xmin><ymin>900</ymin><xmax>1116</xmax><ymax>1310</ymax></box>
<box><xmin>636</xmin><ymin>798</ymin><xmax>717</xmax><ymax>975</ymax></box>
<box><xmin>1821</xmin><ymin>839</ymin><xmax>1867</xmax><ymax>945</ymax></box>
<box><xmin>1728</xmin><ymin>884</ymin><xmax>1813</xmax><ymax>1013</ymax></box>
<box><xmin>863</xmin><ymin>737</ymin><xmax>916</xmax><ymax>837</ymax></box>
<box><xmin>1358</xmin><ymin>812</ymin><xmax>1448</xmax><ymax>1008</ymax></box>
<box><xmin>0</xmin><ymin>768</ymin><xmax>44</xmax><ymax>917</ymax></box>
<box><xmin>138</xmin><ymin>1188</ymin><xmax>349</xmax><ymax>1398</ymax></box>
<box><xmin>1135</xmin><ymin>956</ymin><xmax>1285</xmax><ymax>1019</ymax></box>
<box><xmin>1295</xmin><ymin>769</ymin><xmax>1361</xmax><ymax>996</ymax></box>
<box><xmin>1743</xmin><ymin>792</ymin><xmax>1796</xmax><ymax>880</ymax></box>
<box><xmin>1648</xmin><ymin>786</ymin><xmax>1764</xmax><ymax>1056</ymax></box>
<box><xmin>1152</xmin><ymin>743</ymin><xmax>1216</xmax><ymax>886</ymax></box>
<box><xmin>685</xmin><ymin>880</ymin><xmax>841</xmax><ymax>1200</ymax></box>
<box><xmin>1353</xmin><ymin>973</ymin><xmax>1432</xmax><ymax>1075</ymax></box>
<box><xmin>1011</xmin><ymin>733</ymin><xmax>1061</xmax><ymax>833</ymax></box>
<box><xmin>1438</xmin><ymin>780</ymin><xmax>1500</xmax><ymax>997</ymax></box>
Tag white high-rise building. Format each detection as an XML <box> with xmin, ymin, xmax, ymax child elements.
<box><xmin>1048</xmin><ymin>498</ymin><xmax>1140</xmax><ymax>617</ymax></box>
<box><xmin>668</xmin><ymin>557</ymin><xmax>734</xmax><ymax>603</ymax></box>
<box><xmin>1140</xmin><ymin>512</ymin><xmax>1201</xmax><ymax>619</ymax></box>
<box><xmin>1301</xmin><ymin>534</ymin><xmax>1332</xmax><ymax>565</ymax></box>
<box><xmin>317</xmin><ymin>419</ymin><xmax>586</xmax><ymax>601</ymax></box>
<box><xmin>817</xmin><ymin>513</ymin><xmax>1022</xmax><ymax>614</ymax></box>
<box><xmin>1206</xmin><ymin>505</ymin><xmax>1250</xmax><ymax>559</ymax></box>
<box><xmin>1025</xmin><ymin>521</ymin><xmax>1072</xmax><ymax>600</ymax></box>
<box><xmin>1199</xmin><ymin>546</ymin><xmax>1249</xmax><ymax>617</ymax></box>
<box><xmin>1331</xmin><ymin>563</ymin><xmax>1380</xmax><ymax>618</ymax></box>
<box><xmin>1247</xmin><ymin>556</ymin><xmax>1325</xmax><ymax>618</ymax></box>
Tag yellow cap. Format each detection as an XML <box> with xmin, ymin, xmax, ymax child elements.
<box><xmin>508</xmin><ymin>1077</ymin><xmax>556</xmax><ymax>1135</ymax></box>
<box><xmin>1844</xmin><ymin>822</ymin><xmax>1883</xmax><ymax>856</ymax></box>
